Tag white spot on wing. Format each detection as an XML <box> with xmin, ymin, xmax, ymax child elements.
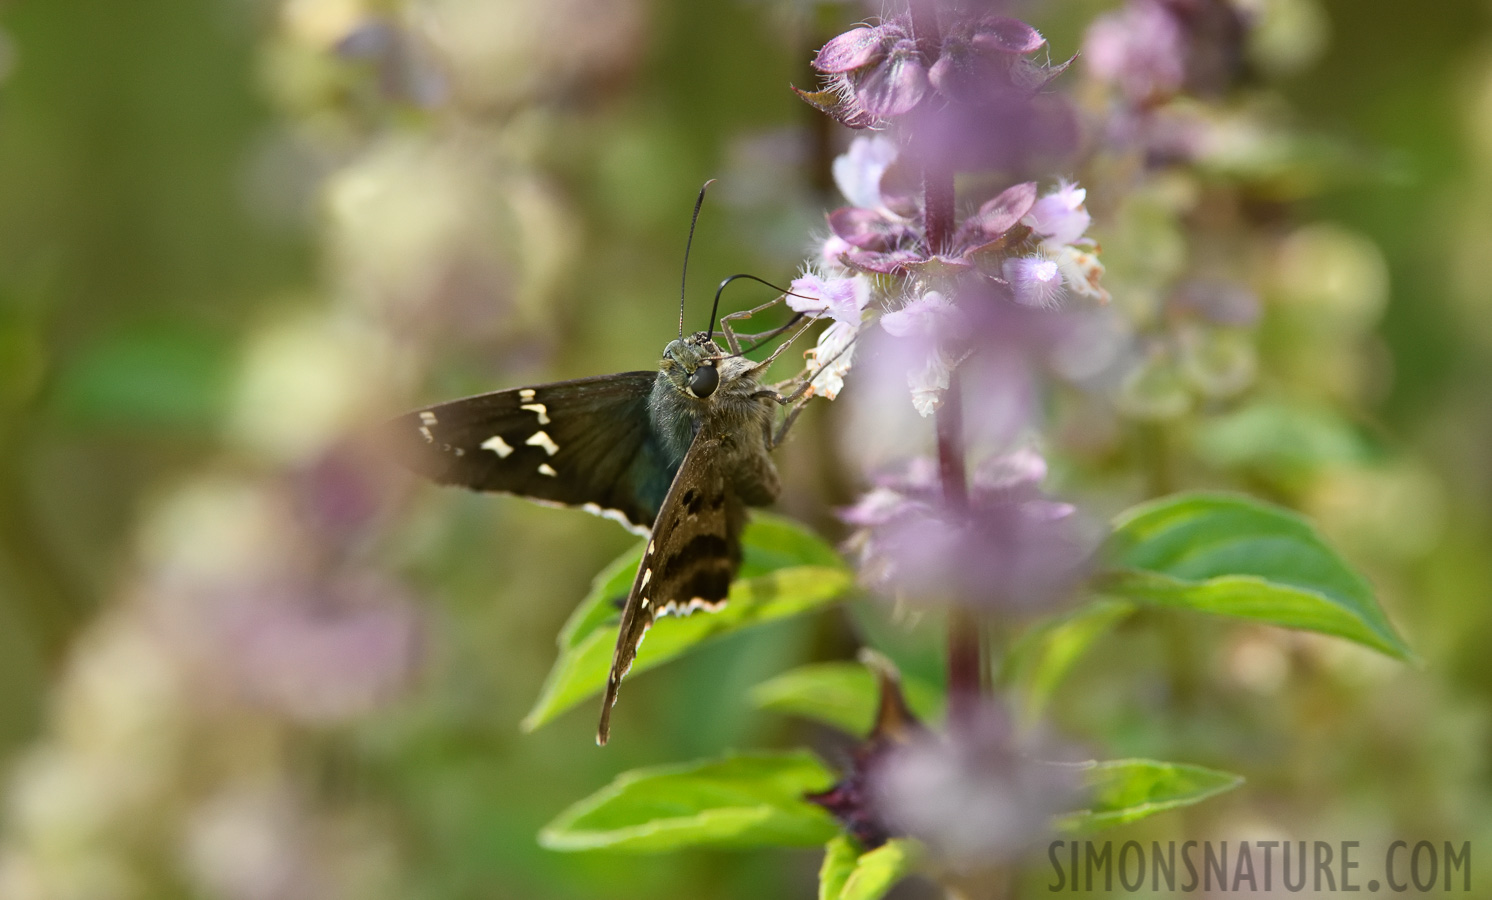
<box><xmin>538</xmin><ymin>463</ymin><xmax>558</xmax><ymax>477</ymax></box>
<box><xmin>525</xmin><ymin>430</ymin><xmax>560</xmax><ymax>456</ymax></box>
<box><xmin>419</xmin><ymin>410</ymin><xmax>438</xmax><ymax>425</ymax></box>
<box><xmin>481</xmin><ymin>435</ymin><xmax>514</xmax><ymax>457</ymax></box>
<box><xmin>640</xmin><ymin>568</ymin><xmax>652</xmax><ymax>589</ymax></box>
<box><xmin>519</xmin><ymin>389</ymin><xmax>536</xmax><ymax>401</ymax></box>
<box><xmin>419</xmin><ymin>426</ymin><xmax>434</xmax><ymax>443</ymax></box>
<box><xmin>520</xmin><ymin>403</ymin><xmax>551</xmax><ymax>424</ymax></box>
<box><xmin>686</xmin><ymin>597</ymin><xmax>728</xmax><ymax>614</ymax></box>
<box><xmin>579</xmin><ymin>502</ymin><xmax>648</xmax><ymax>535</ymax></box>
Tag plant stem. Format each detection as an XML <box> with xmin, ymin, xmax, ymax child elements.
<box><xmin>910</xmin><ymin>0</ymin><xmax>981</xmax><ymax>724</ymax></box>
<box><xmin>939</xmin><ymin>375</ymin><xmax>981</xmax><ymax>723</ymax></box>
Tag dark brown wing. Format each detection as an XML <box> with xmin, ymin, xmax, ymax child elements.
<box><xmin>384</xmin><ymin>372</ymin><xmax>676</xmax><ymax>532</ymax></box>
<box><xmin>596</xmin><ymin>429</ymin><xmax>745</xmax><ymax>744</ymax></box>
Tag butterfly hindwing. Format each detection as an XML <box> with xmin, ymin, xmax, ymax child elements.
<box><xmin>597</xmin><ymin>428</ymin><xmax>745</xmax><ymax>744</ymax></box>
<box><xmin>386</xmin><ymin>372</ymin><xmax>675</xmax><ymax>531</ymax></box>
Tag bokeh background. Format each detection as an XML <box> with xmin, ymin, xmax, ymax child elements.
<box><xmin>0</xmin><ymin>0</ymin><xmax>1489</xmax><ymax>897</ymax></box>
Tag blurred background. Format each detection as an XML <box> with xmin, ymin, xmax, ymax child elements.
<box><xmin>0</xmin><ymin>0</ymin><xmax>1489</xmax><ymax>897</ymax></box>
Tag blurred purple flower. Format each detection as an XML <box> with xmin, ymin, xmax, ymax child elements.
<box><xmin>336</xmin><ymin>17</ymin><xmax>448</xmax><ymax>109</ymax></box>
<box><xmin>288</xmin><ymin>440</ymin><xmax>403</xmax><ymax>546</ymax></box>
<box><xmin>809</xmin><ymin>661</ymin><xmax>1085</xmax><ymax>862</ymax></box>
<box><xmin>878</xmin><ymin>291</ymin><xmax>966</xmax><ymax>416</ymax></box>
<box><xmin>201</xmin><ymin>572</ymin><xmax>424</xmax><ymax>725</ymax></box>
<box><xmin>908</xmin><ymin>83</ymin><xmax>1080</xmax><ymax>176</ymax></box>
<box><xmin>1168</xmin><ymin>278</ymin><xmax>1260</xmax><ymax>326</ymax></box>
<box><xmin>1084</xmin><ymin>1</ymin><xmax>1187</xmax><ymax>105</ymax></box>
<box><xmin>842</xmin><ymin>448</ymin><xmax>1101</xmax><ymax>613</ymax></box>
<box><xmin>875</xmin><ymin>699</ymin><xmax>1084</xmax><ymax>866</ymax></box>
<box><xmin>1084</xmin><ymin>0</ymin><xmax>1250</xmax><ymax>106</ymax></box>
<box><xmin>926</xmin><ymin>15</ymin><xmax>1048</xmax><ymax>103</ymax></box>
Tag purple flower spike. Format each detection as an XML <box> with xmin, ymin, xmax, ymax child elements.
<box><xmin>814</xmin><ymin>25</ymin><xmax>895</xmax><ymax>74</ymax></box>
<box><xmin>970</xmin><ymin>16</ymin><xmax>1047</xmax><ymax>55</ymax></box>
<box><xmin>972</xmin><ymin>447</ymin><xmax>1048</xmax><ymax>495</ymax></box>
<box><xmin>1004</xmin><ymin>256</ymin><xmax>1067</xmax><ymax>309</ymax></box>
<box><xmin>876</xmin><ymin>700</ymin><xmax>1083</xmax><ymax>866</ymax></box>
<box><xmin>853</xmin><ymin>41</ymin><xmax>930</xmax><ymax>118</ymax></box>
<box><xmin>844</xmin><ymin>446</ymin><xmax>1101</xmax><ymax>613</ymax></box>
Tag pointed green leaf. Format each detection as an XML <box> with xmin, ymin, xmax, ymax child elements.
<box><xmin>836</xmin><ymin>839</ymin><xmax>921</xmax><ymax>900</ymax></box>
<box><xmin>1006</xmin><ymin>600</ymin><xmax>1135</xmax><ymax>723</ymax></box>
<box><xmin>750</xmin><ymin>663</ymin><xmax>945</xmax><ymax>736</ymax></box>
<box><xmin>1058</xmin><ymin>759</ymin><xmax>1244</xmax><ymax>832</ymax></box>
<box><xmin>1191</xmin><ymin>400</ymin><xmax>1376</xmax><ymax>484</ymax></box>
<box><xmin>820</xmin><ymin>836</ymin><xmax>922</xmax><ymax>900</ymax></box>
<box><xmin>523</xmin><ymin>515</ymin><xmax>852</xmax><ymax>731</ymax></box>
<box><xmin>1103</xmin><ymin>492</ymin><xmax>1412</xmax><ymax>660</ymax></box>
<box><xmin>539</xmin><ymin>750</ymin><xmax>840</xmax><ymax>852</ymax></box>
<box><xmin>819</xmin><ymin>835</ymin><xmax>861</xmax><ymax>900</ymax></box>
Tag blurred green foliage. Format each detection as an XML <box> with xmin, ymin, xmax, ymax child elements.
<box><xmin>0</xmin><ymin>0</ymin><xmax>1489</xmax><ymax>897</ymax></box>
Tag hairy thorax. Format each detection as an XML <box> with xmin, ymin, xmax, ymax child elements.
<box><xmin>649</xmin><ymin>333</ymin><xmax>780</xmax><ymax>507</ymax></box>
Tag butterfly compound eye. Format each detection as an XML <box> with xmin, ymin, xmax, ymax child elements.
<box><xmin>688</xmin><ymin>363</ymin><xmax>719</xmax><ymax>398</ymax></box>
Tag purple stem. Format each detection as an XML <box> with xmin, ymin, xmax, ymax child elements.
<box><xmin>908</xmin><ymin>0</ymin><xmax>981</xmax><ymax>722</ymax></box>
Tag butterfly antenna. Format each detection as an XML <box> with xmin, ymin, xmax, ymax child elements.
<box><xmin>679</xmin><ymin>179</ymin><xmax>716</xmax><ymax>341</ymax></box>
<box><xmin>709</xmin><ymin>273</ymin><xmax>819</xmax><ymax>352</ymax></box>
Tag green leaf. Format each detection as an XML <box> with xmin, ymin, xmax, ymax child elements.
<box><xmin>1006</xmin><ymin>600</ymin><xmax>1135</xmax><ymax>723</ymax></box>
<box><xmin>819</xmin><ymin>835</ymin><xmax>922</xmax><ymax>900</ymax></box>
<box><xmin>1191</xmin><ymin>400</ymin><xmax>1376</xmax><ymax>485</ymax></box>
<box><xmin>523</xmin><ymin>514</ymin><xmax>852</xmax><ymax>731</ymax></box>
<box><xmin>539</xmin><ymin>750</ymin><xmax>840</xmax><ymax>852</ymax></box>
<box><xmin>819</xmin><ymin>835</ymin><xmax>860</xmax><ymax>900</ymax></box>
<box><xmin>1058</xmin><ymin>759</ymin><xmax>1244</xmax><ymax>832</ymax></box>
<box><xmin>50</xmin><ymin>324</ymin><xmax>232</xmax><ymax>432</ymax></box>
<box><xmin>750</xmin><ymin>663</ymin><xmax>944</xmax><ymax>736</ymax></box>
<box><xmin>1102</xmin><ymin>492</ymin><xmax>1412</xmax><ymax>660</ymax></box>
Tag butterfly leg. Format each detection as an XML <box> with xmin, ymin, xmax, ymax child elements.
<box><xmin>717</xmin><ymin>294</ymin><xmax>804</xmax><ymax>357</ymax></box>
<box><xmin>753</xmin><ymin>373</ymin><xmax>818</xmax><ymax>449</ymax></box>
<box><xmin>756</xmin><ymin>320</ymin><xmax>865</xmax><ymax>446</ymax></box>
<box><xmin>749</xmin><ymin>316</ymin><xmax>817</xmax><ymax>371</ymax></box>
<box><xmin>770</xmin><ymin>396</ymin><xmax>813</xmax><ymax>448</ymax></box>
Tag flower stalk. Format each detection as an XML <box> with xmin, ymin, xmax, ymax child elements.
<box><xmin>906</xmin><ymin>0</ymin><xmax>983</xmax><ymax>725</ymax></box>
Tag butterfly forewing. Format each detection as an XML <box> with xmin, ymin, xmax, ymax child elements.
<box><xmin>597</xmin><ymin>429</ymin><xmax>745</xmax><ymax>745</ymax></box>
<box><xmin>385</xmin><ymin>372</ymin><xmax>675</xmax><ymax>531</ymax></box>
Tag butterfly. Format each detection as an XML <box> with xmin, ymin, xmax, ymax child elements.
<box><xmin>383</xmin><ymin>186</ymin><xmax>825</xmax><ymax>744</ymax></box>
